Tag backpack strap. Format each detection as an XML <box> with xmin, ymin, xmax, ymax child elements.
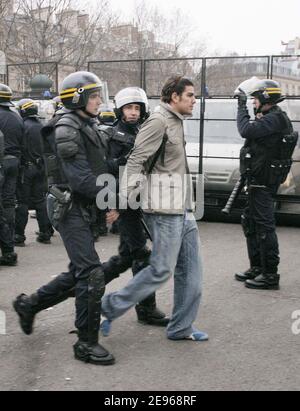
<box><xmin>146</xmin><ymin>110</ymin><xmax>169</xmax><ymax>174</ymax></box>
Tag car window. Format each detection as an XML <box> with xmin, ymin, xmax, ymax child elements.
<box><xmin>185</xmin><ymin>119</ymin><xmax>242</xmax><ymax>145</ymax></box>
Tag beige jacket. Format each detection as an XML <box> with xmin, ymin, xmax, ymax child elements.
<box><xmin>121</xmin><ymin>102</ymin><xmax>193</xmax><ymax>214</ymax></box>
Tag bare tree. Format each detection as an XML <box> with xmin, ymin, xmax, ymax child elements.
<box><xmin>88</xmin><ymin>0</ymin><xmax>208</xmax><ymax>95</ymax></box>
<box><xmin>2</xmin><ymin>0</ymin><xmax>117</xmax><ymax>93</ymax></box>
<box><xmin>71</xmin><ymin>1</ymin><xmax>119</xmax><ymax>71</ymax></box>
<box><xmin>3</xmin><ymin>0</ymin><xmax>115</xmax><ymax>65</ymax></box>
<box><xmin>0</xmin><ymin>1</ymin><xmax>21</xmax><ymax>56</ymax></box>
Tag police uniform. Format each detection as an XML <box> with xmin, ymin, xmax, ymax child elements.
<box><xmin>15</xmin><ymin>100</ymin><xmax>52</xmax><ymax>245</ymax></box>
<box><xmin>0</xmin><ymin>84</ymin><xmax>22</xmax><ymax>266</ymax></box>
<box><xmin>13</xmin><ymin>72</ymin><xmax>115</xmax><ymax>366</ymax></box>
<box><xmin>105</xmin><ymin>119</ymin><xmax>147</xmax><ymax>258</ymax></box>
<box><xmin>235</xmin><ymin>79</ymin><xmax>294</xmax><ymax>290</ymax></box>
<box><xmin>0</xmin><ymin>130</ymin><xmax>15</xmax><ymax>258</ymax></box>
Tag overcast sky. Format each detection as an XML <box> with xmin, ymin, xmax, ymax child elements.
<box><xmin>105</xmin><ymin>0</ymin><xmax>300</xmax><ymax>56</ymax></box>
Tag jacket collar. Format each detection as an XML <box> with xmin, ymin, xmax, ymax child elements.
<box><xmin>159</xmin><ymin>102</ymin><xmax>185</xmax><ymax>121</ymax></box>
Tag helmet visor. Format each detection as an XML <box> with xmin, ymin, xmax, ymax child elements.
<box><xmin>234</xmin><ymin>76</ymin><xmax>261</xmax><ymax>96</ymax></box>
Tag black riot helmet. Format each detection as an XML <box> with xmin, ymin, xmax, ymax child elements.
<box><xmin>0</xmin><ymin>83</ymin><xmax>13</xmax><ymax>107</ymax></box>
<box><xmin>17</xmin><ymin>99</ymin><xmax>39</xmax><ymax>118</ymax></box>
<box><xmin>114</xmin><ymin>87</ymin><xmax>150</xmax><ymax>123</ymax></box>
<box><xmin>250</xmin><ymin>79</ymin><xmax>285</xmax><ymax>106</ymax></box>
<box><xmin>59</xmin><ymin>71</ymin><xmax>103</xmax><ymax>111</ymax></box>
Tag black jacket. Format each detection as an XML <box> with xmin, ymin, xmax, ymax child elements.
<box><xmin>0</xmin><ymin>106</ymin><xmax>24</xmax><ymax>158</ymax></box>
<box><xmin>23</xmin><ymin>116</ymin><xmax>44</xmax><ymax>163</ymax></box>
<box><xmin>104</xmin><ymin>120</ymin><xmax>139</xmax><ymax>177</ymax></box>
<box><xmin>238</xmin><ymin>104</ymin><xmax>293</xmax><ymax>185</ymax></box>
<box><xmin>55</xmin><ymin>112</ymin><xmax>109</xmax><ymax>203</ymax></box>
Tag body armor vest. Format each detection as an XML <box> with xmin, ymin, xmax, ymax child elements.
<box><xmin>240</xmin><ymin>106</ymin><xmax>296</xmax><ymax>186</ymax></box>
<box><xmin>56</xmin><ymin>112</ymin><xmax>109</xmax><ymax>177</ymax></box>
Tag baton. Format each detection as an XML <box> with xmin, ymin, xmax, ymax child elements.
<box><xmin>139</xmin><ymin>209</ymin><xmax>153</xmax><ymax>242</ymax></box>
<box><xmin>222</xmin><ymin>176</ymin><xmax>246</xmax><ymax>215</ymax></box>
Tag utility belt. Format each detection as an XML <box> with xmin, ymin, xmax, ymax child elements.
<box><xmin>46</xmin><ymin>185</ymin><xmax>72</xmax><ymax>230</ymax></box>
<box><xmin>240</xmin><ymin>132</ymin><xmax>298</xmax><ymax>187</ymax></box>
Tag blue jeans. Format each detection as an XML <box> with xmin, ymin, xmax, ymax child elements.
<box><xmin>102</xmin><ymin>212</ymin><xmax>203</xmax><ymax>339</ymax></box>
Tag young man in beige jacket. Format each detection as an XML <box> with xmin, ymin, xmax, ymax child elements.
<box><xmin>101</xmin><ymin>76</ymin><xmax>208</xmax><ymax>343</ymax></box>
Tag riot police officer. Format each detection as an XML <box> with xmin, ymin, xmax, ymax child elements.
<box><xmin>13</xmin><ymin>71</ymin><xmax>118</xmax><ymax>365</ymax></box>
<box><xmin>14</xmin><ymin>99</ymin><xmax>52</xmax><ymax>246</ymax></box>
<box><xmin>235</xmin><ymin>79</ymin><xmax>294</xmax><ymax>290</ymax></box>
<box><xmin>102</xmin><ymin>87</ymin><xmax>169</xmax><ymax>326</ymax></box>
<box><xmin>0</xmin><ymin>83</ymin><xmax>22</xmax><ymax>266</ymax></box>
<box><xmin>0</xmin><ymin>130</ymin><xmax>15</xmax><ymax>261</ymax></box>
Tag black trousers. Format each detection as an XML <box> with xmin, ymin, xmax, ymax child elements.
<box><xmin>242</xmin><ymin>186</ymin><xmax>280</xmax><ymax>274</ymax></box>
<box><xmin>15</xmin><ymin>164</ymin><xmax>51</xmax><ymax>238</ymax></box>
<box><xmin>37</xmin><ymin>204</ymin><xmax>104</xmax><ymax>331</ymax></box>
<box><xmin>0</xmin><ymin>171</ymin><xmax>14</xmax><ymax>254</ymax></box>
<box><xmin>2</xmin><ymin>157</ymin><xmax>19</xmax><ymax>239</ymax></box>
<box><xmin>118</xmin><ymin>208</ymin><xmax>147</xmax><ymax>268</ymax></box>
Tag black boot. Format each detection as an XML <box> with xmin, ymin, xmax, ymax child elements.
<box><xmin>235</xmin><ymin>266</ymin><xmax>262</xmax><ymax>282</ymax></box>
<box><xmin>0</xmin><ymin>252</ymin><xmax>18</xmax><ymax>266</ymax></box>
<box><xmin>13</xmin><ymin>293</ymin><xmax>39</xmax><ymax>335</ymax></box>
<box><xmin>74</xmin><ymin>331</ymin><xmax>115</xmax><ymax>366</ymax></box>
<box><xmin>135</xmin><ymin>294</ymin><xmax>169</xmax><ymax>327</ymax></box>
<box><xmin>35</xmin><ymin>227</ymin><xmax>55</xmax><ymax>238</ymax></box>
<box><xmin>74</xmin><ymin>268</ymin><xmax>115</xmax><ymax>366</ymax></box>
<box><xmin>15</xmin><ymin>234</ymin><xmax>26</xmax><ymax>247</ymax></box>
<box><xmin>13</xmin><ymin>288</ymin><xmax>76</xmax><ymax>335</ymax></box>
<box><xmin>245</xmin><ymin>273</ymin><xmax>280</xmax><ymax>290</ymax></box>
<box><xmin>36</xmin><ymin>232</ymin><xmax>51</xmax><ymax>244</ymax></box>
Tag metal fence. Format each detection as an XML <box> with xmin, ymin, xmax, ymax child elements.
<box><xmin>2</xmin><ymin>55</ymin><xmax>300</xmax><ymax>213</ymax></box>
<box><xmin>88</xmin><ymin>55</ymin><xmax>300</xmax><ymax>98</ymax></box>
<box><xmin>3</xmin><ymin>54</ymin><xmax>300</xmax><ymax>98</ymax></box>
<box><xmin>88</xmin><ymin>55</ymin><xmax>300</xmax><ymax>213</ymax></box>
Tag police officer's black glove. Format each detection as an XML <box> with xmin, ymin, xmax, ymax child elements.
<box><xmin>234</xmin><ymin>88</ymin><xmax>247</xmax><ymax>107</ymax></box>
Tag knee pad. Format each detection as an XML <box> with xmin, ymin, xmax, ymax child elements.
<box><xmin>88</xmin><ymin>267</ymin><xmax>105</xmax><ymax>298</ymax></box>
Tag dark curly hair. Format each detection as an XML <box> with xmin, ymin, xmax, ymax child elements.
<box><xmin>161</xmin><ymin>76</ymin><xmax>194</xmax><ymax>104</ymax></box>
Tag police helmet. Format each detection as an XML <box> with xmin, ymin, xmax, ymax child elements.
<box><xmin>250</xmin><ymin>79</ymin><xmax>285</xmax><ymax>105</ymax></box>
<box><xmin>59</xmin><ymin>71</ymin><xmax>103</xmax><ymax>110</ymax></box>
<box><xmin>99</xmin><ymin>103</ymin><xmax>116</xmax><ymax>126</ymax></box>
<box><xmin>0</xmin><ymin>83</ymin><xmax>13</xmax><ymax>107</ymax></box>
<box><xmin>114</xmin><ymin>87</ymin><xmax>149</xmax><ymax>122</ymax></box>
<box><xmin>17</xmin><ymin>99</ymin><xmax>38</xmax><ymax>117</ymax></box>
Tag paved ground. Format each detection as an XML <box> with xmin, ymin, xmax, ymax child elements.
<box><xmin>0</xmin><ymin>218</ymin><xmax>300</xmax><ymax>391</ymax></box>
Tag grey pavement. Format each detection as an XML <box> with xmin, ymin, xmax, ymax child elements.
<box><xmin>0</xmin><ymin>218</ymin><xmax>300</xmax><ymax>391</ymax></box>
